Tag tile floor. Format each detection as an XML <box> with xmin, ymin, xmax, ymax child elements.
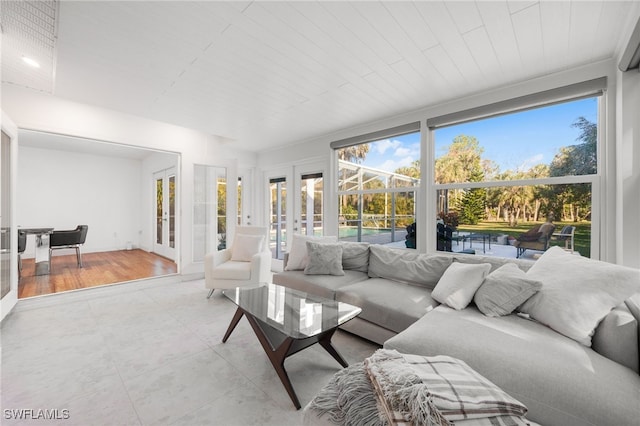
<box><xmin>1</xmin><ymin>278</ymin><xmax>380</xmax><ymax>425</ymax></box>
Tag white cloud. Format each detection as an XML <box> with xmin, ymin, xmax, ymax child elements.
<box><xmin>378</xmin><ymin>156</ymin><xmax>415</xmax><ymax>172</ymax></box>
<box><xmin>395</xmin><ymin>147</ymin><xmax>411</xmax><ymax>157</ymax></box>
<box><xmin>374</xmin><ymin>138</ymin><xmax>401</xmax><ymax>155</ymax></box>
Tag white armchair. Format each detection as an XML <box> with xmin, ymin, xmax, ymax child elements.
<box><xmin>205</xmin><ymin>225</ymin><xmax>272</xmax><ymax>298</ymax></box>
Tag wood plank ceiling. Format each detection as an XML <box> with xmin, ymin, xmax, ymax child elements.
<box><xmin>2</xmin><ymin>1</ymin><xmax>638</xmax><ymax>152</ymax></box>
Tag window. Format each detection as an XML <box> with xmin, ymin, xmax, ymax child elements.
<box><xmin>333</xmin><ymin>123</ymin><xmax>420</xmax><ymax>247</ymax></box>
<box><xmin>269</xmin><ymin>177</ymin><xmax>287</xmax><ymax>259</ymax></box>
<box><xmin>300</xmin><ymin>173</ymin><xmax>323</xmax><ymax>236</ymax></box>
<box><xmin>193</xmin><ymin>165</ymin><xmax>227</xmax><ymax>262</ymax></box>
<box><xmin>431</xmin><ymin>83</ymin><xmax>602</xmax><ymax>259</ymax></box>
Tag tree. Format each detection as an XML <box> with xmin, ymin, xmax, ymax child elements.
<box><xmin>435</xmin><ymin>135</ymin><xmax>484</xmax><ymax>184</ymax></box>
<box><xmin>337</xmin><ymin>144</ymin><xmax>370</xmax><ymax>163</ymax></box>
<box><xmin>395</xmin><ymin>160</ymin><xmax>421</xmax><ymax>179</ymax></box>
<box><xmin>435</xmin><ymin>135</ymin><xmax>486</xmax><ymax>216</ymax></box>
<box><xmin>548</xmin><ymin>116</ymin><xmax>596</xmax><ymax>221</ymax></box>
<box><xmin>458</xmin><ymin>168</ymin><xmax>486</xmax><ymax>225</ymax></box>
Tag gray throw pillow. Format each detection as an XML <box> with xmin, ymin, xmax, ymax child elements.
<box><xmin>340</xmin><ymin>242</ymin><xmax>370</xmax><ymax>272</ymax></box>
<box><xmin>304</xmin><ymin>241</ymin><xmax>345</xmax><ymax>276</ymax></box>
<box><xmin>474</xmin><ymin>263</ymin><xmax>542</xmax><ymax>317</ymax></box>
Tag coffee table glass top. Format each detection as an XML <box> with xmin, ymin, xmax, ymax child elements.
<box><xmin>222</xmin><ymin>283</ymin><xmax>361</xmax><ymax>339</ymax></box>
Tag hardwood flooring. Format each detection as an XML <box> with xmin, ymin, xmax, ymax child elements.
<box><xmin>18</xmin><ymin>249</ymin><xmax>177</xmax><ymax>298</ymax></box>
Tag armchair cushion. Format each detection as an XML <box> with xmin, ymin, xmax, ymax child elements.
<box><xmin>230</xmin><ymin>234</ymin><xmax>265</xmax><ymax>262</ymax></box>
<box><xmin>209</xmin><ymin>261</ymin><xmax>252</xmax><ymax>280</ymax></box>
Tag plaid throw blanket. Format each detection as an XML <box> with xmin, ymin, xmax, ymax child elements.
<box><xmin>364</xmin><ymin>350</ymin><xmax>530</xmax><ymax>426</ymax></box>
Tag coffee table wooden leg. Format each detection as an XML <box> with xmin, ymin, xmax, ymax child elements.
<box><xmin>318</xmin><ymin>329</ymin><xmax>349</xmax><ymax>368</ymax></box>
<box><xmin>244</xmin><ymin>314</ymin><xmax>302</xmax><ymax>409</ymax></box>
<box><xmin>222</xmin><ymin>308</ymin><xmax>244</xmax><ymax>343</ymax></box>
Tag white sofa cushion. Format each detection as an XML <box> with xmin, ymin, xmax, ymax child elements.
<box><xmin>432</xmin><ymin>262</ymin><xmax>491</xmax><ymax>310</ymax></box>
<box><xmin>520</xmin><ymin>246</ymin><xmax>640</xmax><ymax>346</ymax></box>
<box><xmin>340</xmin><ymin>242</ymin><xmax>370</xmax><ymax>272</ymax></box>
<box><xmin>337</xmin><ymin>278</ymin><xmax>439</xmax><ymax>333</ymax></box>
<box><xmin>592</xmin><ymin>303</ymin><xmax>639</xmax><ymax>373</ymax></box>
<box><xmin>368</xmin><ymin>245</ymin><xmax>452</xmax><ymax>289</ymax></box>
<box><xmin>385</xmin><ymin>305</ymin><xmax>640</xmax><ymax>426</ymax></box>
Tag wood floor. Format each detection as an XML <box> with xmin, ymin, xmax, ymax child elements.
<box><xmin>18</xmin><ymin>249</ymin><xmax>178</xmax><ymax>298</ymax></box>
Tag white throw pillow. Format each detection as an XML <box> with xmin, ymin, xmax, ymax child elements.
<box><xmin>520</xmin><ymin>246</ymin><xmax>640</xmax><ymax>347</ymax></box>
<box><xmin>284</xmin><ymin>234</ymin><xmax>338</xmax><ymax>271</ymax></box>
<box><xmin>230</xmin><ymin>234</ymin><xmax>265</xmax><ymax>262</ymax></box>
<box><xmin>432</xmin><ymin>262</ymin><xmax>492</xmax><ymax>310</ymax></box>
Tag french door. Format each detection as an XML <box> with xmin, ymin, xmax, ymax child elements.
<box><xmin>1</xmin><ymin>112</ymin><xmax>18</xmax><ymax>321</ymax></box>
<box><xmin>265</xmin><ymin>162</ymin><xmax>326</xmax><ymax>260</ymax></box>
<box><xmin>153</xmin><ymin>167</ymin><xmax>176</xmax><ymax>260</ymax></box>
<box><xmin>294</xmin><ymin>165</ymin><xmax>325</xmax><ymax>238</ymax></box>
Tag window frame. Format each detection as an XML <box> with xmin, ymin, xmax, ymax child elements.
<box><xmin>426</xmin><ymin>83</ymin><xmax>605</xmax><ymax>259</ymax></box>
<box><xmin>333</xmin><ymin>125</ymin><xmax>421</xmax><ymax>247</ymax></box>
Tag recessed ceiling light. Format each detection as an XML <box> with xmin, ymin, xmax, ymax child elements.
<box><xmin>22</xmin><ymin>56</ymin><xmax>40</xmax><ymax>68</ymax></box>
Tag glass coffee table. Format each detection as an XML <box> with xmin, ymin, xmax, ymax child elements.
<box><xmin>222</xmin><ymin>283</ymin><xmax>361</xmax><ymax>409</ymax></box>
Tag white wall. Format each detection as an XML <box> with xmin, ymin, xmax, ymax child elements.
<box><xmin>18</xmin><ymin>145</ymin><xmax>143</xmax><ymax>257</ymax></box>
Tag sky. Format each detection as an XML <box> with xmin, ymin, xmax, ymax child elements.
<box><xmin>360</xmin><ymin>97</ymin><xmax>598</xmax><ymax>174</ymax></box>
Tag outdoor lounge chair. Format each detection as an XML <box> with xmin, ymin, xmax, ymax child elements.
<box><xmin>513</xmin><ymin>222</ymin><xmax>556</xmax><ymax>258</ymax></box>
<box><xmin>553</xmin><ymin>225</ymin><xmax>576</xmax><ymax>252</ymax></box>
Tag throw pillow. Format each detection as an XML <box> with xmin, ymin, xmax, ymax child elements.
<box><xmin>304</xmin><ymin>242</ymin><xmax>345</xmax><ymax>276</ymax></box>
<box><xmin>474</xmin><ymin>263</ymin><xmax>542</xmax><ymax>317</ymax></box>
<box><xmin>520</xmin><ymin>246</ymin><xmax>640</xmax><ymax>347</ymax></box>
<box><xmin>432</xmin><ymin>262</ymin><xmax>492</xmax><ymax>310</ymax></box>
<box><xmin>230</xmin><ymin>234</ymin><xmax>265</xmax><ymax>262</ymax></box>
<box><xmin>285</xmin><ymin>234</ymin><xmax>338</xmax><ymax>271</ymax></box>
<box><xmin>340</xmin><ymin>242</ymin><xmax>370</xmax><ymax>272</ymax></box>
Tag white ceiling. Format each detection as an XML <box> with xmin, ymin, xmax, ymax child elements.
<box><xmin>3</xmin><ymin>1</ymin><xmax>640</xmax><ymax>153</ymax></box>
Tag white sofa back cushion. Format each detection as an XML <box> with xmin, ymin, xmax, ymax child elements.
<box><xmin>340</xmin><ymin>242</ymin><xmax>370</xmax><ymax>272</ymax></box>
<box><xmin>592</xmin><ymin>303</ymin><xmax>639</xmax><ymax>373</ymax></box>
<box><xmin>368</xmin><ymin>245</ymin><xmax>452</xmax><ymax>289</ymax></box>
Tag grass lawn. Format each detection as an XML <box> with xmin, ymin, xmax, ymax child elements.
<box><xmin>457</xmin><ymin>221</ymin><xmax>591</xmax><ymax>258</ymax></box>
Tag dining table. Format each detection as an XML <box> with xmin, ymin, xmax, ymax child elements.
<box><xmin>20</xmin><ymin>228</ymin><xmax>54</xmax><ymax>275</ymax></box>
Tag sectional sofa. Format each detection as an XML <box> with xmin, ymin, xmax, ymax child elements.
<box><xmin>273</xmin><ymin>239</ymin><xmax>640</xmax><ymax>426</ymax></box>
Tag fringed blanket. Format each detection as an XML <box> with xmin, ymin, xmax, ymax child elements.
<box><xmin>307</xmin><ymin>349</ymin><xmax>531</xmax><ymax>426</ymax></box>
